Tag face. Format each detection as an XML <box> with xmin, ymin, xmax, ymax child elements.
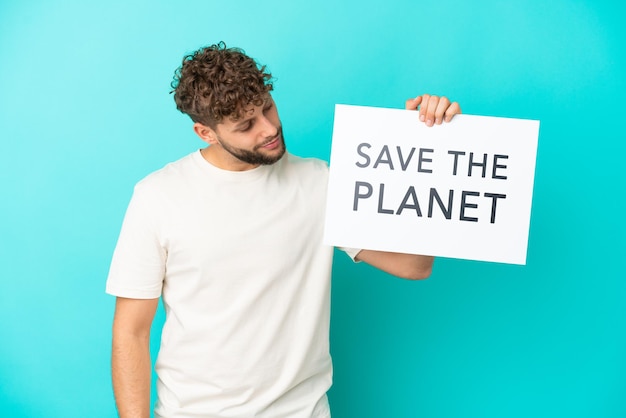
<box><xmin>210</xmin><ymin>95</ymin><xmax>286</xmax><ymax>168</ymax></box>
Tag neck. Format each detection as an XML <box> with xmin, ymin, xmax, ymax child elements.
<box><xmin>200</xmin><ymin>146</ymin><xmax>260</xmax><ymax>172</ymax></box>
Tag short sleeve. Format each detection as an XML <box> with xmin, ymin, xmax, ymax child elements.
<box><xmin>105</xmin><ymin>182</ymin><xmax>167</xmax><ymax>299</ymax></box>
<box><xmin>338</xmin><ymin>246</ymin><xmax>362</xmax><ymax>263</ymax></box>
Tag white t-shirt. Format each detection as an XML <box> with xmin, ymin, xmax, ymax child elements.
<box><xmin>106</xmin><ymin>151</ymin><xmax>358</xmax><ymax>418</ymax></box>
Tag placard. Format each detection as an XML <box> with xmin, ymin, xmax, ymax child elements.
<box><xmin>323</xmin><ymin>104</ymin><xmax>540</xmax><ymax>265</ymax></box>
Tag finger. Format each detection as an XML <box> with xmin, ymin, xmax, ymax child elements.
<box><xmin>434</xmin><ymin>96</ymin><xmax>451</xmax><ymax>125</ymax></box>
<box><xmin>424</xmin><ymin>95</ymin><xmax>440</xmax><ymax>127</ymax></box>
<box><xmin>405</xmin><ymin>96</ymin><xmax>422</xmax><ymax>111</ymax></box>
<box><xmin>419</xmin><ymin>94</ymin><xmax>430</xmax><ymax>122</ymax></box>
<box><xmin>444</xmin><ymin>101</ymin><xmax>462</xmax><ymax>122</ymax></box>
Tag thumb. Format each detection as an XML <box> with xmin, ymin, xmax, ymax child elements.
<box><xmin>405</xmin><ymin>96</ymin><xmax>422</xmax><ymax>110</ymax></box>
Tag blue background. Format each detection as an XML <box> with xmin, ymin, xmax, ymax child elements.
<box><xmin>1</xmin><ymin>1</ymin><xmax>624</xmax><ymax>417</ymax></box>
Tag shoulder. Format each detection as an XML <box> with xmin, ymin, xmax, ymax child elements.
<box><xmin>282</xmin><ymin>153</ymin><xmax>329</xmax><ymax>175</ymax></box>
<box><xmin>135</xmin><ymin>152</ymin><xmax>197</xmax><ymax>190</ymax></box>
<box><xmin>129</xmin><ymin>152</ymin><xmax>199</xmax><ymax>206</ymax></box>
<box><xmin>277</xmin><ymin>154</ymin><xmax>330</xmax><ymax>195</ymax></box>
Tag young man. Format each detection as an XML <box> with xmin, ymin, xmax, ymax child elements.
<box><xmin>107</xmin><ymin>42</ymin><xmax>461</xmax><ymax>418</ymax></box>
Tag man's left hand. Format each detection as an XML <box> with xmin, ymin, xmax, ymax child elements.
<box><xmin>405</xmin><ymin>94</ymin><xmax>461</xmax><ymax>127</ymax></box>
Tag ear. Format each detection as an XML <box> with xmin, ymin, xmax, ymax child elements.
<box><xmin>193</xmin><ymin>122</ymin><xmax>219</xmax><ymax>145</ymax></box>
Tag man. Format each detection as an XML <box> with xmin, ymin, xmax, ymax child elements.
<box><xmin>107</xmin><ymin>42</ymin><xmax>461</xmax><ymax>418</ymax></box>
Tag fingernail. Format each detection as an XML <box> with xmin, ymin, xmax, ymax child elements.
<box><xmin>427</xmin><ymin>119</ymin><xmax>433</xmax><ymax>126</ymax></box>
<box><xmin>420</xmin><ymin>115</ymin><xmax>425</xmax><ymax>122</ymax></box>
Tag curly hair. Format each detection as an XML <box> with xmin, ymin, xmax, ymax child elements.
<box><xmin>171</xmin><ymin>42</ymin><xmax>274</xmax><ymax>128</ymax></box>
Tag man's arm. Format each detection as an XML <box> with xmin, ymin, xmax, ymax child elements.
<box><xmin>112</xmin><ymin>297</ymin><xmax>159</xmax><ymax>418</ymax></box>
<box><xmin>356</xmin><ymin>250</ymin><xmax>434</xmax><ymax>280</ymax></box>
<box><xmin>353</xmin><ymin>94</ymin><xmax>460</xmax><ymax>280</ymax></box>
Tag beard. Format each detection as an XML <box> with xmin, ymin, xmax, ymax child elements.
<box><xmin>217</xmin><ymin>126</ymin><xmax>286</xmax><ymax>166</ymax></box>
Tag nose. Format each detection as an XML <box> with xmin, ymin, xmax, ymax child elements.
<box><xmin>257</xmin><ymin>115</ymin><xmax>278</xmax><ymax>138</ymax></box>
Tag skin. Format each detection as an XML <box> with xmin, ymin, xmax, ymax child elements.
<box><xmin>111</xmin><ymin>93</ymin><xmax>461</xmax><ymax>417</ymax></box>
<box><xmin>112</xmin><ymin>297</ymin><xmax>158</xmax><ymax>418</ymax></box>
<box><xmin>193</xmin><ymin>96</ymin><xmax>285</xmax><ymax>171</ymax></box>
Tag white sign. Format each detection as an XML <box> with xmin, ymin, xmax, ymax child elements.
<box><xmin>324</xmin><ymin>104</ymin><xmax>540</xmax><ymax>265</ymax></box>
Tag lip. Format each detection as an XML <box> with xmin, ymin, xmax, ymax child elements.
<box><xmin>262</xmin><ymin>135</ymin><xmax>281</xmax><ymax>150</ymax></box>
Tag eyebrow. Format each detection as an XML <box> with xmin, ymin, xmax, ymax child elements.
<box><xmin>231</xmin><ymin>97</ymin><xmax>272</xmax><ymax>130</ymax></box>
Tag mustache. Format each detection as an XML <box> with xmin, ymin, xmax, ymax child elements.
<box><xmin>258</xmin><ymin>127</ymin><xmax>283</xmax><ymax>148</ymax></box>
